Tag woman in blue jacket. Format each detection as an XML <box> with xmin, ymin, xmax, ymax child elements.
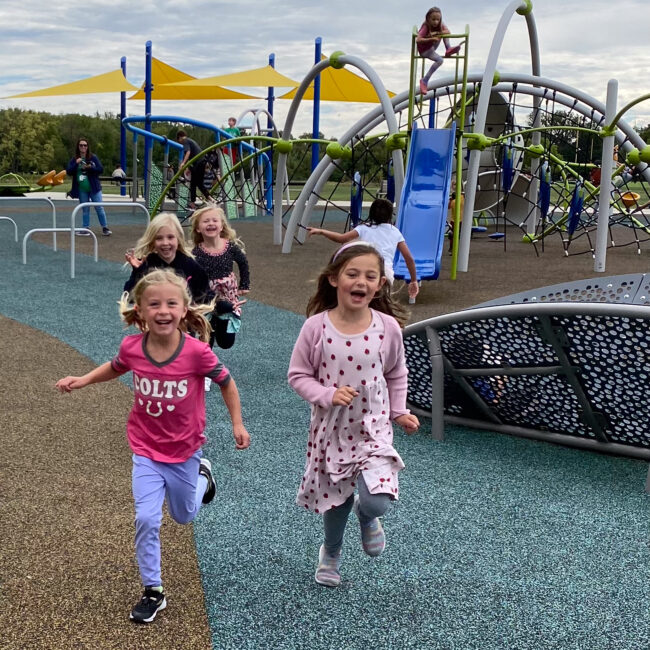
<box><xmin>66</xmin><ymin>138</ymin><xmax>112</xmax><ymax>236</ymax></box>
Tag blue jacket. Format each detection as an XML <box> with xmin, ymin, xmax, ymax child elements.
<box><xmin>66</xmin><ymin>154</ymin><xmax>104</xmax><ymax>198</ymax></box>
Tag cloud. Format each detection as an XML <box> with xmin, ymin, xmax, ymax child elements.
<box><xmin>2</xmin><ymin>0</ymin><xmax>650</xmax><ymax>139</ymax></box>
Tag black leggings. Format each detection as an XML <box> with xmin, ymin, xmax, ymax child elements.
<box><xmin>210</xmin><ymin>311</ymin><xmax>236</xmax><ymax>349</ymax></box>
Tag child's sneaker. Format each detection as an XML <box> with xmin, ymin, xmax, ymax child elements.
<box><xmin>199</xmin><ymin>458</ymin><xmax>216</xmax><ymax>504</ymax></box>
<box><xmin>353</xmin><ymin>495</ymin><xmax>385</xmax><ymax>557</ymax></box>
<box><xmin>75</xmin><ymin>229</ymin><xmax>91</xmax><ymax>236</ymax></box>
<box><xmin>445</xmin><ymin>45</ymin><xmax>461</xmax><ymax>57</ymax></box>
<box><xmin>315</xmin><ymin>544</ymin><xmax>341</xmax><ymax>587</ymax></box>
<box><xmin>102</xmin><ymin>227</ymin><xmax>112</xmax><ymax>236</ymax></box>
<box><xmin>204</xmin><ymin>376</ymin><xmax>212</xmax><ymax>392</ymax></box>
<box><xmin>129</xmin><ymin>587</ymin><xmax>166</xmax><ymax>623</ymax></box>
<box><xmin>419</xmin><ymin>78</ymin><xmax>428</xmax><ymax>95</ymax></box>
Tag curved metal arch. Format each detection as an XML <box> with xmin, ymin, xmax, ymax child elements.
<box><xmin>278</xmin><ymin>54</ymin><xmax>404</xmax><ymax>251</ymax></box>
<box><xmin>459</xmin><ymin>1</ymin><xmax>541</xmax><ymax>271</ymax></box>
<box><xmin>237</xmin><ymin>108</ymin><xmax>282</xmax><ymax>138</ymax></box>
<box><xmin>276</xmin><ymin>66</ymin><xmax>646</xmax><ymax>254</ymax></box>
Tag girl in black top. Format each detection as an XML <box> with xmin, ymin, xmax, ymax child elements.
<box><xmin>124</xmin><ymin>213</ymin><xmax>211</xmax><ymax>304</ymax></box>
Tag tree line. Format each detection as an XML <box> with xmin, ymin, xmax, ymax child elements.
<box><xmin>0</xmin><ymin>108</ymin><xmax>394</xmax><ymax>184</ymax></box>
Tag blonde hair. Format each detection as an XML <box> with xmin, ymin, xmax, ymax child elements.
<box><xmin>190</xmin><ymin>205</ymin><xmax>245</xmax><ymax>252</ymax></box>
<box><xmin>133</xmin><ymin>212</ymin><xmax>194</xmax><ymax>261</ymax></box>
<box><xmin>119</xmin><ymin>268</ymin><xmax>214</xmax><ymax>342</ymax></box>
<box><xmin>306</xmin><ymin>243</ymin><xmax>408</xmax><ymax>327</ymax></box>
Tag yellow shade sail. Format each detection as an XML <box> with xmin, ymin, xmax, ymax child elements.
<box><xmin>169</xmin><ymin>65</ymin><xmax>299</xmax><ymax>89</ymax></box>
<box><xmin>280</xmin><ymin>56</ymin><xmax>395</xmax><ymax>103</ymax></box>
<box><xmin>5</xmin><ymin>69</ymin><xmax>138</xmax><ymax>98</ymax></box>
<box><xmin>129</xmin><ymin>58</ymin><xmax>258</xmax><ymax>100</ymax></box>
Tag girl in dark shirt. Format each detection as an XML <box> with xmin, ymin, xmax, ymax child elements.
<box><xmin>124</xmin><ymin>213</ymin><xmax>211</xmax><ymax>304</ymax></box>
<box><xmin>190</xmin><ymin>206</ymin><xmax>250</xmax><ymax>353</ymax></box>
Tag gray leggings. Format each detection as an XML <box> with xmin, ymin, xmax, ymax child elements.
<box><xmin>323</xmin><ymin>473</ymin><xmax>392</xmax><ymax>555</ymax></box>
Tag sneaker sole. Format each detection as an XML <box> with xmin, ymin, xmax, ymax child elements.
<box><xmin>129</xmin><ymin>597</ymin><xmax>167</xmax><ymax>623</ymax></box>
<box><xmin>199</xmin><ymin>459</ymin><xmax>216</xmax><ymax>504</ymax></box>
<box><xmin>314</xmin><ymin>572</ymin><xmax>340</xmax><ymax>587</ymax></box>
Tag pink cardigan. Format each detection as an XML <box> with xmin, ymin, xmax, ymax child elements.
<box><xmin>288</xmin><ymin>309</ymin><xmax>410</xmax><ymax>420</ymax></box>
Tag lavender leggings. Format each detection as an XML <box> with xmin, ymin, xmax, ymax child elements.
<box><xmin>322</xmin><ymin>473</ymin><xmax>392</xmax><ymax>556</ymax></box>
<box><xmin>132</xmin><ymin>452</ymin><xmax>207</xmax><ymax>587</ymax></box>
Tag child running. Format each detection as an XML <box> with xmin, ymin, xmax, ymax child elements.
<box><xmin>124</xmin><ymin>212</ymin><xmax>211</xmax><ymax>303</ymax></box>
<box><xmin>56</xmin><ymin>268</ymin><xmax>250</xmax><ymax>623</ymax></box>
<box><xmin>288</xmin><ymin>242</ymin><xmax>420</xmax><ymax>587</ymax></box>
<box><xmin>308</xmin><ymin>198</ymin><xmax>419</xmax><ymax>302</ymax></box>
<box><xmin>190</xmin><ymin>205</ymin><xmax>250</xmax><ymax>357</ymax></box>
<box><xmin>417</xmin><ymin>6</ymin><xmax>460</xmax><ymax>95</ymax></box>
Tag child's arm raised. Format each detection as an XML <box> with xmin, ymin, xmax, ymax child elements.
<box><xmin>218</xmin><ymin>377</ymin><xmax>251</xmax><ymax>450</ymax></box>
<box><xmin>56</xmin><ymin>361</ymin><xmax>122</xmax><ymax>393</ymax></box>
<box><xmin>307</xmin><ymin>227</ymin><xmax>359</xmax><ymax>244</ymax></box>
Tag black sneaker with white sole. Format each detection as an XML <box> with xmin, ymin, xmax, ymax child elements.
<box><xmin>102</xmin><ymin>227</ymin><xmax>112</xmax><ymax>236</ymax></box>
<box><xmin>129</xmin><ymin>587</ymin><xmax>166</xmax><ymax>623</ymax></box>
<box><xmin>75</xmin><ymin>230</ymin><xmax>91</xmax><ymax>236</ymax></box>
<box><xmin>199</xmin><ymin>458</ymin><xmax>216</xmax><ymax>504</ymax></box>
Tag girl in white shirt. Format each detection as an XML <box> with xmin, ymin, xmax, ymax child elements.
<box><xmin>308</xmin><ymin>198</ymin><xmax>419</xmax><ymax>302</ymax></box>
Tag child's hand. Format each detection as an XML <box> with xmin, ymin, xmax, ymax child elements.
<box><xmin>307</xmin><ymin>227</ymin><xmax>321</xmax><ymax>237</ymax></box>
<box><xmin>233</xmin><ymin>424</ymin><xmax>250</xmax><ymax>450</ymax></box>
<box><xmin>394</xmin><ymin>413</ymin><xmax>420</xmax><ymax>434</ymax></box>
<box><xmin>332</xmin><ymin>385</ymin><xmax>358</xmax><ymax>406</ymax></box>
<box><xmin>233</xmin><ymin>298</ymin><xmax>247</xmax><ymax>311</ymax></box>
<box><xmin>408</xmin><ymin>281</ymin><xmax>419</xmax><ymax>299</ymax></box>
<box><xmin>125</xmin><ymin>250</ymin><xmax>143</xmax><ymax>268</ymax></box>
<box><xmin>55</xmin><ymin>376</ymin><xmax>86</xmax><ymax>393</ymax></box>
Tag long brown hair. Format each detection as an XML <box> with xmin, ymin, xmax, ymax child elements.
<box><xmin>119</xmin><ymin>268</ymin><xmax>214</xmax><ymax>342</ymax></box>
<box><xmin>306</xmin><ymin>243</ymin><xmax>408</xmax><ymax>327</ymax></box>
<box><xmin>76</xmin><ymin>137</ymin><xmax>91</xmax><ymax>161</ymax></box>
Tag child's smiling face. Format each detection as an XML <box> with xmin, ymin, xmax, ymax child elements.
<box><xmin>137</xmin><ymin>282</ymin><xmax>187</xmax><ymax>339</ymax></box>
<box><xmin>330</xmin><ymin>253</ymin><xmax>386</xmax><ymax>312</ymax></box>
<box><xmin>196</xmin><ymin>209</ymin><xmax>223</xmax><ymax>240</ymax></box>
<box><xmin>153</xmin><ymin>225</ymin><xmax>178</xmax><ymax>263</ymax></box>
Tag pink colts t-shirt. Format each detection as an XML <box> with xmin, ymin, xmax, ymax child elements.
<box><xmin>112</xmin><ymin>333</ymin><xmax>230</xmax><ymax>463</ymax></box>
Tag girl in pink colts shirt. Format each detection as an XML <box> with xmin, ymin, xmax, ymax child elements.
<box><xmin>56</xmin><ymin>269</ymin><xmax>250</xmax><ymax>624</ymax></box>
<box><xmin>288</xmin><ymin>242</ymin><xmax>419</xmax><ymax>588</ymax></box>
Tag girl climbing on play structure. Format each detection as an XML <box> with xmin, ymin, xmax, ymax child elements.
<box><xmin>190</xmin><ymin>205</ymin><xmax>250</xmax><ymax>359</ymax></box>
<box><xmin>124</xmin><ymin>212</ymin><xmax>211</xmax><ymax>304</ymax></box>
<box><xmin>308</xmin><ymin>197</ymin><xmax>419</xmax><ymax>302</ymax></box>
<box><xmin>56</xmin><ymin>268</ymin><xmax>250</xmax><ymax>624</ymax></box>
<box><xmin>288</xmin><ymin>242</ymin><xmax>419</xmax><ymax>588</ymax></box>
<box><xmin>416</xmin><ymin>6</ymin><xmax>460</xmax><ymax>95</ymax></box>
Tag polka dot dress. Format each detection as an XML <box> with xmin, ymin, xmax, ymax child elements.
<box><xmin>297</xmin><ymin>310</ymin><xmax>405</xmax><ymax>514</ymax></box>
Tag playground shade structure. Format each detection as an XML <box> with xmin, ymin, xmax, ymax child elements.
<box><xmin>394</xmin><ymin>125</ymin><xmax>456</xmax><ymax>281</ymax></box>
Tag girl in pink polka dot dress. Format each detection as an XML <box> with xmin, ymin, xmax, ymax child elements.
<box><xmin>288</xmin><ymin>242</ymin><xmax>420</xmax><ymax>587</ymax></box>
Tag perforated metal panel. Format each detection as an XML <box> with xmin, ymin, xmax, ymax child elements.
<box><xmin>404</xmin><ymin>292</ymin><xmax>650</xmax><ymax>462</ymax></box>
<box><xmin>474</xmin><ymin>274</ymin><xmax>650</xmax><ymax>307</ymax></box>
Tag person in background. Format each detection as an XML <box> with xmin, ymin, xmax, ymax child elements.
<box><xmin>308</xmin><ymin>198</ymin><xmax>419</xmax><ymax>303</ymax></box>
<box><xmin>66</xmin><ymin>138</ymin><xmax>112</xmax><ymax>236</ymax></box>
<box><xmin>224</xmin><ymin>117</ymin><xmax>241</xmax><ymax>164</ymax></box>
<box><xmin>416</xmin><ymin>6</ymin><xmax>460</xmax><ymax>95</ymax></box>
<box><xmin>176</xmin><ymin>130</ymin><xmax>210</xmax><ymax>211</ymax></box>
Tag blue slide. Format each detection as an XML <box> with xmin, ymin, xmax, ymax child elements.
<box><xmin>393</xmin><ymin>124</ymin><xmax>456</xmax><ymax>281</ymax></box>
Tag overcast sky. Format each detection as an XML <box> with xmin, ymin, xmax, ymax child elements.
<box><xmin>1</xmin><ymin>0</ymin><xmax>649</xmax><ymax>138</ymax></box>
